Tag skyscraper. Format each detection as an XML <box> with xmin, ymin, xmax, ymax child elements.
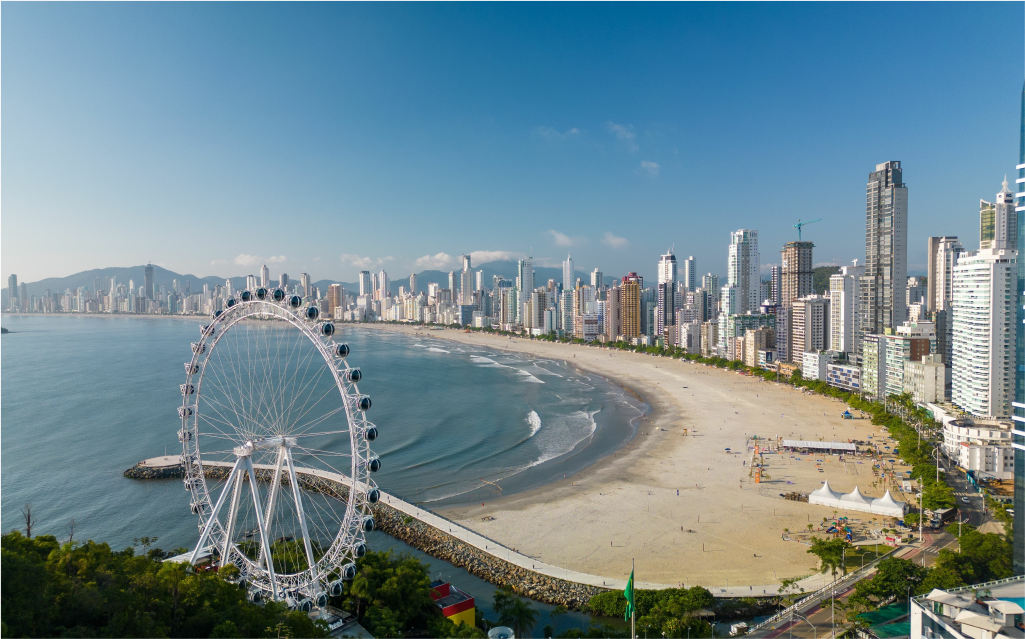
<box><xmin>279</xmin><ymin>273</ymin><xmax>289</xmax><ymax>290</ymax></box>
<box><xmin>409</xmin><ymin>273</ymin><xmax>418</xmax><ymax>295</ymax></box>
<box><xmin>378</xmin><ymin>270</ymin><xmax>389</xmax><ymax>300</ymax></box>
<box><xmin>621</xmin><ymin>273</ymin><xmax>642</xmax><ymax>339</ymax></box>
<box><xmin>358</xmin><ymin>271</ymin><xmax>372</xmax><ymax>297</ymax></box>
<box><xmin>518</xmin><ymin>257</ymin><xmax>534</xmax><ymax>295</ymax></box>
<box><xmin>1012</xmin><ymin>80</ymin><xmax>1025</xmax><ymax>575</ymax></box>
<box><xmin>829</xmin><ymin>262</ymin><xmax>864</xmax><ymax>356</ymax></box>
<box><xmin>931</xmin><ymin>237</ymin><xmax>964</xmax><ymax>311</ymax></box>
<box><xmin>980</xmin><ymin>178</ymin><xmax>1017</xmax><ymax>250</ymax></box>
<box><xmin>144</xmin><ymin>264</ymin><xmax>154</xmax><ymax>300</ymax></box>
<box><xmin>562</xmin><ymin>255</ymin><xmax>574</xmax><ymax>291</ymax></box>
<box><xmin>300</xmin><ymin>273</ymin><xmax>311</xmax><ymax>298</ymax></box>
<box><xmin>727</xmin><ymin>230</ymin><xmax>760</xmax><ymax>314</ymax></box>
<box><xmin>328</xmin><ymin>284</ymin><xmax>342</xmax><ymax>318</ymax></box>
<box><xmin>780</xmin><ymin>241</ymin><xmax>814</xmax><ymax>308</ymax></box>
<box><xmin>682</xmin><ymin>256</ymin><xmax>696</xmax><ymax>291</ymax></box>
<box><xmin>7</xmin><ymin>274</ymin><xmax>17</xmax><ymax>309</ymax></box>
<box><xmin>590</xmin><ymin>269</ymin><xmax>603</xmax><ymax>289</ymax></box>
<box><xmin>260</xmin><ymin>264</ymin><xmax>270</xmax><ymax>289</ymax></box>
<box><xmin>656</xmin><ymin>249</ymin><xmax>677</xmax><ymax>336</ymax></box>
<box><xmin>951</xmin><ymin>248</ymin><xmax>1015</xmax><ymax>418</ymax></box>
<box><xmin>860</xmin><ymin>161</ymin><xmax>908</xmax><ymax>342</ymax></box>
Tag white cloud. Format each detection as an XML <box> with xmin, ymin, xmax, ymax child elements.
<box><xmin>234</xmin><ymin>254</ymin><xmax>261</xmax><ymax>267</ymax></box>
<box><xmin>469</xmin><ymin>250</ymin><xmax>522</xmax><ymax>264</ymax></box>
<box><xmin>607</xmin><ymin>122</ymin><xmax>639</xmax><ymax>152</ymax></box>
<box><xmin>210</xmin><ymin>259</ymin><xmax>228</xmax><ymax>266</ymax></box>
<box><xmin>534</xmin><ymin>126</ymin><xmax>581</xmax><ymax>141</ymax></box>
<box><xmin>602</xmin><ymin>232</ymin><xmax>629</xmax><ymax>249</ymax></box>
<box><xmin>548</xmin><ymin>229</ymin><xmax>584</xmax><ymax>247</ymax></box>
<box><xmin>640</xmin><ymin>161</ymin><xmax>660</xmax><ymax>177</ymax></box>
<box><xmin>340</xmin><ymin>254</ymin><xmax>394</xmax><ymax>269</ymax></box>
<box><xmin>414</xmin><ymin>252</ymin><xmax>455</xmax><ymax>270</ymax></box>
<box><xmin>233</xmin><ymin>254</ymin><xmax>287</xmax><ymax>267</ymax></box>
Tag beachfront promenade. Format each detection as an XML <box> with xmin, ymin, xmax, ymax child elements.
<box><xmin>137</xmin><ymin>455</ymin><xmax>853</xmax><ymax>597</ymax></box>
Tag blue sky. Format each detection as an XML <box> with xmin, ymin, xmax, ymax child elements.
<box><xmin>2</xmin><ymin>2</ymin><xmax>1023</xmax><ymax>284</ymax></box>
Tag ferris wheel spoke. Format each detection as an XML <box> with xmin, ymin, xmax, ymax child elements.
<box><xmin>292</xmin><ymin>428</ymin><xmax>350</xmax><ymax>439</ymax></box>
<box><xmin>278</xmin><ymin>341</ymin><xmax>324</xmax><ymax>433</ymax></box>
<box><xmin>199</xmin><ymin>391</ymin><xmax>251</xmax><ymax>436</ymax></box>
<box><xmin>288</xmin><ymin>385</ymin><xmax>343</xmax><ymax>436</ymax></box>
<box><xmin>205</xmin><ymin>351</ymin><xmax>252</xmax><ymax>437</ymax></box>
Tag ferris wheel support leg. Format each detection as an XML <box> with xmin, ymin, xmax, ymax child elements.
<box><xmin>220</xmin><ymin>466</ymin><xmax>245</xmax><ymax>568</ymax></box>
<box><xmin>257</xmin><ymin>448</ymin><xmax>286</xmax><ymax>568</ymax></box>
<box><xmin>244</xmin><ymin>456</ymin><xmax>279</xmax><ymax>601</ymax></box>
<box><xmin>190</xmin><ymin>459</ymin><xmax>243</xmax><ymax>565</ymax></box>
<box><xmin>284</xmin><ymin>447</ymin><xmax>319</xmax><ymax>587</ymax></box>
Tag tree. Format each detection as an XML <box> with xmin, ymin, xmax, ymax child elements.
<box><xmin>499</xmin><ymin>598</ymin><xmax>540</xmax><ymax>638</ymax></box>
<box><xmin>808</xmin><ymin>538</ymin><xmax>850</xmax><ymax>580</ymax></box>
<box><xmin>22</xmin><ymin>503</ymin><xmax>34</xmax><ymax>538</ymax></box>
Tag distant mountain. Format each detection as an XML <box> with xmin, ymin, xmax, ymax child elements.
<box><xmin>2</xmin><ymin>260</ymin><xmax>606</xmax><ymax>306</ymax></box>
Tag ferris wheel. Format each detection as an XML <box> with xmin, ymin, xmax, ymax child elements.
<box><xmin>179</xmin><ymin>287</ymin><xmax>380</xmax><ymax>608</ymax></box>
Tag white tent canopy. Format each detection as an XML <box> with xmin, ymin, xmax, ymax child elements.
<box><xmin>807</xmin><ymin>484</ymin><xmax>908</xmax><ymax>517</ymax></box>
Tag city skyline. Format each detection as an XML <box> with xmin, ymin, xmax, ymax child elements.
<box><xmin>2</xmin><ymin>3</ymin><xmax>1023</xmax><ymax>284</ymax></box>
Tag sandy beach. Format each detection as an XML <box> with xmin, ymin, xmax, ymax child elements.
<box><xmin>361</xmin><ymin>324</ymin><xmax>907</xmax><ymax>590</ymax></box>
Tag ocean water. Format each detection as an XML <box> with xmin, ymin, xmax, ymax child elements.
<box><xmin>1</xmin><ymin>315</ymin><xmax>644</xmax><ymax>554</ymax></box>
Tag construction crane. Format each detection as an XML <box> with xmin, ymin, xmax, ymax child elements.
<box><xmin>793</xmin><ymin>218</ymin><xmax>821</xmax><ymax>241</ymax></box>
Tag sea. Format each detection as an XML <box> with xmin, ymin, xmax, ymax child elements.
<box><xmin>1</xmin><ymin>314</ymin><xmax>643</xmax><ymax>633</ymax></box>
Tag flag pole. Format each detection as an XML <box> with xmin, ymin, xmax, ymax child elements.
<box><xmin>631</xmin><ymin>558</ymin><xmax>636</xmax><ymax>639</ymax></box>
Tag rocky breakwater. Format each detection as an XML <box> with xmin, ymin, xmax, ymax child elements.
<box><xmin>124</xmin><ymin>461</ymin><xmax>606</xmax><ymax>609</ymax></box>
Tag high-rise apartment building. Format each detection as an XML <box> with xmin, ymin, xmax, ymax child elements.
<box><xmin>358</xmin><ymin>271</ymin><xmax>372</xmax><ymax>297</ymax></box>
<box><xmin>7</xmin><ymin>274</ymin><xmax>17</xmax><ymax>309</ymax></box>
<box><xmin>727</xmin><ymin>230</ymin><xmax>760</xmax><ymax>314</ymax></box>
<box><xmin>279</xmin><ymin>274</ymin><xmax>289</xmax><ymax>290</ymax></box>
<box><xmin>144</xmin><ymin>264</ymin><xmax>154</xmax><ymax>300</ymax></box>
<box><xmin>409</xmin><ymin>273</ymin><xmax>418</xmax><ymax>295</ymax></box>
<box><xmin>829</xmin><ymin>262</ymin><xmax>864</xmax><ymax>356</ymax></box>
<box><xmin>769</xmin><ymin>266</ymin><xmax>781</xmax><ymax>306</ymax></box>
<box><xmin>518</xmin><ymin>257</ymin><xmax>534</xmax><ymax>295</ymax></box>
<box><xmin>621</xmin><ymin>273</ymin><xmax>642</xmax><ymax>339</ymax></box>
<box><xmin>562</xmin><ymin>255</ymin><xmax>574</xmax><ymax>291</ymax></box>
<box><xmin>605</xmin><ymin>284</ymin><xmax>622</xmax><ymax>338</ymax></box>
<box><xmin>378</xmin><ymin>270</ymin><xmax>389</xmax><ymax>300</ymax></box>
<box><xmin>860</xmin><ymin>161</ymin><xmax>908</xmax><ymax>344</ymax></box>
<box><xmin>980</xmin><ymin>179</ymin><xmax>1017</xmax><ymax>250</ymax></box>
<box><xmin>1013</xmin><ymin>80</ymin><xmax>1025</xmax><ymax>575</ymax></box>
<box><xmin>682</xmin><ymin>256</ymin><xmax>696</xmax><ymax>291</ymax></box>
<box><xmin>656</xmin><ymin>249</ymin><xmax>677</xmax><ymax>336</ymax></box>
<box><xmin>931</xmin><ymin>237</ymin><xmax>964</xmax><ymax>311</ymax></box>
<box><xmin>591</xmin><ymin>269</ymin><xmax>603</xmax><ymax>290</ymax></box>
<box><xmin>260</xmin><ymin>264</ymin><xmax>270</xmax><ymax>289</ymax></box>
<box><xmin>951</xmin><ymin>248</ymin><xmax>1016</xmax><ymax>419</ymax></box>
<box><xmin>780</xmin><ymin>241</ymin><xmax>814</xmax><ymax>308</ymax></box>
<box><xmin>327</xmin><ymin>284</ymin><xmax>342</xmax><ymax>318</ymax></box>
<box><xmin>791</xmin><ymin>295</ymin><xmax>830</xmax><ymax>358</ymax></box>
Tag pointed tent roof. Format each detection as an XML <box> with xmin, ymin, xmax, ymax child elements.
<box><xmin>840</xmin><ymin>486</ymin><xmax>872</xmax><ymax>505</ymax></box>
<box><xmin>873</xmin><ymin>490</ymin><xmax>905</xmax><ymax>509</ymax></box>
<box><xmin>810</xmin><ymin>481</ymin><xmax>843</xmax><ymax>501</ymax></box>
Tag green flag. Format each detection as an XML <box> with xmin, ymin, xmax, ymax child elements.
<box><xmin>623</xmin><ymin>569</ymin><xmax>635</xmax><ymax>621</ymax></box>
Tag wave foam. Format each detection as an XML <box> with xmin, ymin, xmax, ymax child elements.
<box><xmin>427</xmin><ymin>347</ymin><xmax>450</xmax><ymax>353</ymax></box>
<box><xmin>526</xmin><ymin>410</ymin><xmax>542</xmax><ymax>437</ymax></box>
<box><xmin>517</xmin><ymin>369</ymin><xmax>545</xmax><ymax>384</ymax></box>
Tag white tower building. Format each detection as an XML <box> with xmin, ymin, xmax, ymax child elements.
<box><xmin>829</xmin><ymin>261</ymin><xmax>864</xmax><ymax>356</ymax></box>
<box><xmin>378</xmin><ymin>270</ymin><xmax>389</xmax><ymax>300</ymax></box>
<box><xmin>260</xmin><ymin>265</ymin><xmax>270</xmax><ymax>289</ymax></box>
<box><xmin>682</xmin><ymin>256</ymin><xmax>696</xmax><ymax>291</ymax></box>
<box><xmin>951</xmin><ymin>248</ymin><xmax>1016</xmax><ymax>418</ymax></box>
<box><xmin>562</xmin><ymin>255</ymin><xmax>574</xmax><ymax>291</ymax></box>
<box><xmin>358</xmin><ymin>271</ymin><xmax>372</xmax><ymax>297</ymax></box>
<box><xmin>727</xmin><ymin>230</ymin><xmax>760</xmax><ymax>314</ymax></box>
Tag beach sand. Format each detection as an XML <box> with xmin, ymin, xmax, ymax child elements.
<box><xmin>365</xmin><ymin>325</ymin><xmax>906</xmax><ymax>588</ymax></box>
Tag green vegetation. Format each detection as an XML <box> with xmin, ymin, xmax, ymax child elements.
<box><xmin>812</xmin><ymin>266</ymin><xmax>840</xmax><ymax>296</ymax></box>
<box><xmin>587</xmin><ymin>587</ymin><xmax>716</xmax><ymax>638</ymax></box>
<box><xmin>807</xmin><ymin>538</ymin><xmax>850</xmax><ymax>579</ymax></box>
<box><xmin>0</xmin><ymin>531</ymin><xmax>495</xmax><ymax>639</ymax></box>
<box><xmin>0</xmin><ymin>532</ymin><xmax>328</xmax><ymax>638</ymax></box>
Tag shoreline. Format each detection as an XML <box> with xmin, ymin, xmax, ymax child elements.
<box><xmin>349</xmin><ymin>324</ymin><xmax>894</xmax><ymax>591</ymax></box>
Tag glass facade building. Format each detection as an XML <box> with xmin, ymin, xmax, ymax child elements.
<box><xmin>1013</xmin><ymin>81</ymin><xmax>1025</xmax><ymax>575</ymax></box>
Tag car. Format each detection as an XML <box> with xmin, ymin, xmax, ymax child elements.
<box><xmin>961</xmin><ymin>497</ymin><xmax>969</xmax><ymax>503</ymax></box>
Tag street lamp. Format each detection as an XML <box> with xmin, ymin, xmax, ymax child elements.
<box><xmin>790</xmin><ymin>611</ymin><xmax>817</xmax><ymax>639</ymax></box>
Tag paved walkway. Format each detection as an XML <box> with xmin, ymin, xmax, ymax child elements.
<box><xmin>140</xmin><ymin>455</ymin><xmax>847</xmax><ymax>596</ymax></box>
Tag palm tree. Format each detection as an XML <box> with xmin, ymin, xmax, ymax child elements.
<box><xmin>500</xmin><ymin>598</ymin><xmax>540</xmax><ymax>638</ymax></box>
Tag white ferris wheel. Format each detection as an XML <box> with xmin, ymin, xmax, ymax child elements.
<box><xmin>179</xmin><ymin>287</ymin><xmax>380</xmax><ymax>609</ymax></box>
